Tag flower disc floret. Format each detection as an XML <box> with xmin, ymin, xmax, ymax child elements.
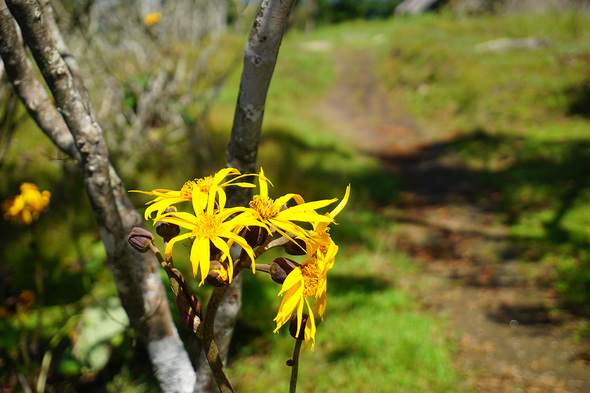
<box><xmin>179</xmin><ymin>181</ymin><xmax>195</xmax><ymax>200</ymax></box>
<box><xmin>249</xmin><ymin>195</ymin><xmax>281</xmax><ymax>220</ymax></box>
<box><xmin>301</xmin><ymin>260</ymin><xmax>320</xmax><ymax>299</ymax></box>
<box><xmin>273</xmin><ymin>184</ymin><xmax>350</xmax><ymax>349</ymax></box>
<box><xmin>192</xmin><ymin>213</ymin><xmax>221</xmax><ymax>239</ymax></box>
<box><xmin>195</xmin><ymin>176</ymin><xmax>213</xmax><ymax>193</ymax></box>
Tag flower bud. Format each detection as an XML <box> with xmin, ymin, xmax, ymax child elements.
<box><xmin>283</xmin><ymin>238</ymin><xmax>307</xmax><ymax>255</ymax></box>
<box><xmin>240</xmin><ymin>226</ymin><xmax>269</xmax><ymax>248</ymax></box>
<box><xmin>289</xmin><ymin>313</ymin><xmax>309</xmax><ymax>340</ymax></box>
<box><xmin>270</xmin><ymin>257</ymin><xmax>299</xmax><ymax>284</ymax></box>
<box><xmin>156</xmin><ymin>207</ymin><xmax>180</xmax><ymax>242</ymax></box>
<box><xmin>205</xmin><ymin>260</ymin><xmax>229</xmax><ymax>287</ymax></box>
<box><xmin>128</xmin><ymin>227</ymin><xmax>155</xmax><ymax>253</ymax></box>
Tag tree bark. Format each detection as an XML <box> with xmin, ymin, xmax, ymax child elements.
<box><xmin>395</xmin><ymin>0</ymin><xmax>440</xmax><ymax>15</ymax></box>
<box><xmin>0</xmin><ymin>1</ymin><xmax>196</xmax><ymax>392</ymax></box>
<box><xmin>226</xmin><ymin>0</ymin><xmax>297</xmax><ymax>182</ymax></box>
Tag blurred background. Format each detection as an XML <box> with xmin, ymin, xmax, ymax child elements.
<box><xmin>1</xmin><ymin>0</ymin><xmax>590</xmax><ymax>391</ymax></box>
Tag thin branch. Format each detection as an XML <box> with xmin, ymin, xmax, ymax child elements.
<box><xmin>0</xmin><ymin>1</ymin><xmax>82</xmax><ymax>162</ymax></box>
<box><xmin>5</xmin><ymin>0</ymin><xmax>115</xmax><ymax>231</ymax></box>
<box><xmin>198</xmin><ymin>287</ymin><xmax>235</xmax><ymax>393</ymax></box>
<box><xmin>289</xmin><ymin>339</ymin><xmax>303</xmax><ymax>393</ymax></box>
<box><xmin>37</xmin><ymin>0</ymin><xmax>93</xmax><ymax>116</ymax></box>
<box><xmin>226</xmin><ymin>0</ymin><xmax>297</xmax><ymax>185</ymax></box>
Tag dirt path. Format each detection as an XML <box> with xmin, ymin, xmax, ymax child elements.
<box><xmin>318</xmin><ymin>47</ymin><xmax>590</xmax><ymax>392</ymax></box>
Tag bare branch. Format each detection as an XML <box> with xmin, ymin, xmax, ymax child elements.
<box><xmin>37</xmin><ymin>0</ymin><xmax>92</xmax><ymax>115</ymax></box>
<box><xmin>226</xmin><ymin>0</ymin><xmax>297</xmax><ymax>184</ymax></box>
<box><xmin>0</xmin><ymin>1</ymin><xmax>81</xmax><ymax>162</ymax></box>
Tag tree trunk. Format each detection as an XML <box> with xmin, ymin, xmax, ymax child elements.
<box><xmin>395</xmin><ymin>0</ymin><xmax>441</xmax><ymax>15</ymax></box>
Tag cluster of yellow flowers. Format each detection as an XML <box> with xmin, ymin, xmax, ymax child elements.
<box><xmin>134</xmin><ymin>168</ymin><xmax>349</xmax><ymax>348</ymax></box>
<box><xmin>2</xmin><ymin>183</ymin><xmax>51</xmax><ymax>225</ymax></box>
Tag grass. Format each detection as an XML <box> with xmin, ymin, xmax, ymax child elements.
<box><xmin>381</xmin><ymin>12</ymin><xmax>590</xmax><ymax>137</ymax></box>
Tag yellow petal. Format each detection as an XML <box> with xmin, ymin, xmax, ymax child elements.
<box><xmin>330</xmin><ymin>184</ymin><xmax>351</xmax><ymax>218</ymax></box>
<box><xmin>258</xmin><ymin>168</ymin><xmax>271</xmax><ymax>198</ymax></box>
<box><xmin>164</xmin><ymin>232</ymin><xmax>191</xmax><ymax>260</ymax></box>
<box><xmin>191</xmin><ymin>238</ymin><xmax>210</xmax><ymax>285</ymax></box>
<box><xmin>278</xmin><ymin>268</ymin><xmax>303</xmax><ymax>296</ymax></box>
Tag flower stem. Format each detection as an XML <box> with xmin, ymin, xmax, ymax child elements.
<box><xmin>289</xmin><ymin>339</ymin><xmax>303</xmax><ymax>393</ymax></box>
<box><xmin>253</xmin><ymin>263</ymin><xmax>272</xmax><ymax>274</ymax></box>
<box><xmin>199</xmin><ymin>286</ymin><xmax>235</xmax><ymax>393</ymax></box>
<box><xmin>262</xmin><ymin>235</ymin><xmax>291</xmax><ymax>254</ymax></box>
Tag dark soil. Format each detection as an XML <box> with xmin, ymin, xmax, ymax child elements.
<box><xmin>319</xmin><ymin>47</ymin><xmax>590</xmax><ymax>393</ymax></box>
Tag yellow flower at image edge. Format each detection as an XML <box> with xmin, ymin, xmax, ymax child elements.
<box><xmin>156</xmin><ymin>184</ymin><xmax>266</xmax><ymax>285</ymax></box>
<box><xmin>143</xmin><ymin>12</ymin><xmax>162</xmax><ymax>27</ymax></box>
<box><xmin>2</xmin><ymin>183</ymin><xmax>51</xmax><ymax>225</ymax></box>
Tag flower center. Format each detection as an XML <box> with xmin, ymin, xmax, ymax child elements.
<box><xmin>250</xmin><ymin>195</ymin><xmax>281</xmax><ymax>220</ymax></box>
<box><xmin>196</xmin><ymin>176</ymin><xmax>213</xmax><ymax>193</ymax></box>
<box><xmin>191</xmin><ymin>213</ymin><xmax>221</xmax><ymax>239</ymax></box>
<box><xmin>179</xmin><ymin>181</ymin><xmax>195</xmax><ymax>200</ymax></box>
<box><xmin>301</xmin><ymin>259</ymin><xmax>320</xmax><ymax>299</ymax></box>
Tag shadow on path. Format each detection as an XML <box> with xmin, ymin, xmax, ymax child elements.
<box><xmin>313</xmin><ymin>46</ymin><xmax>590</xmax><ymax>392</ymax></box>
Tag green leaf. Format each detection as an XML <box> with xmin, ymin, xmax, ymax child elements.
<box><xmin>72</xmin><ymin>297</ymin><xmax>129</xmax><ymax>372</ymax></box>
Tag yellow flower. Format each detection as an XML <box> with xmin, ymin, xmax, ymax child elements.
<box><xmin>273</xmin><ymin>257</ymin><xmax>318</xmax><ymax>350</ymax></box>
<box><xmin>143</xmin><ymin>12</ymin><xmax>162</xmax><ymax>27</ymax></box>
<box><xmin>249</xmin><ymin>168</ymin><xmax>335</xmax><ymax>240</ymax></box>
<box><xmin>156</xmin><ymin>182</ymin><xmax>266</xmax><ymax>285</ymax></box>
<box><xmin>273</xmin><ymin>185</ymin><xmax>350</xmax><ymax>350</ymax></box>
<box><xmin>2</xmin><ymin>183</ymin><xmax>51</xmax><ymax>225</ymax></box>
<box><xmin>131</xmin><ymin>168</ymin><xmax>255</xmax><ymax>220</ymax></box>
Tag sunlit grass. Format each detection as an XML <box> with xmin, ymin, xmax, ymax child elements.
<box><xmin>375</xmin><ymin>11</ymin><xmax>590</xmax><ymax>138</ymax></box>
